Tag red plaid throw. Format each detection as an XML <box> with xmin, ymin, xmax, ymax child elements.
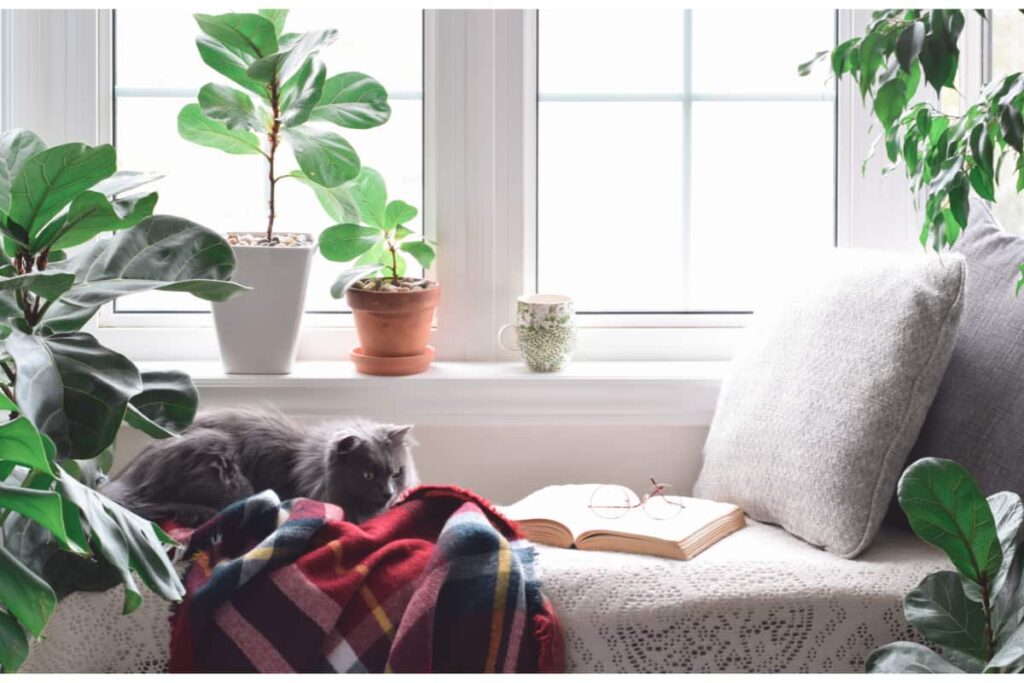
<box><xmin>168</xmin><ymin>486</ymin><xmax>563</xmax><ymax>673</ymax></box>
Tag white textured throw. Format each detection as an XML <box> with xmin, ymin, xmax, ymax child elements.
<box><xmin>22</xmin><ymin>521</ymin><xmax>948</xmax><ymax>673</ymax></box>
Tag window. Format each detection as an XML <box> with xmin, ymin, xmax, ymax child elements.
<box><xmin>991</xmin><ymin>10</ymin><xmax>1024</xmax><ymax>232</ymax></box>
<box><xmin>112</xmin><ymin>10</ymin><xmax>422</xmax><ymax>315</ymax></box>
<box><xmin>537</xmin><ymin>10</ymin><xmax>837</xmax><ymax>313</ymax></box>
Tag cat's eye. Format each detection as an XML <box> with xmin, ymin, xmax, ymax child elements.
<box><xmin>363</xmin><ymin>471</ymin><xmax>374</xmax><ymax>481</ymax></box>
<box><xmin>391</xmin><ymin>468</ymin><xmax>403</xmax><ymax>480</ymax></box>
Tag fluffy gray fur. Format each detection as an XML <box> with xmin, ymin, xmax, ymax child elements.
<box><xmin>101</xmin><ymin>408</ymin><xmax>419</xmax><ymax>526</ymax></box>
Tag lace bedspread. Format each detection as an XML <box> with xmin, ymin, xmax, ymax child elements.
<box><xmin>22</xmin><ymin>520</ymin><xmax>948</xmax><ymax>673</ymax></box>
<box><xmin>539</xmin><ymin>520</ymin><xmax>949</xmax><ymax>673</ymax></box>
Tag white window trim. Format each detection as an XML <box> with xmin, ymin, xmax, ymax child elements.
<box><xmin>0</xmin><ymin>9</ymin><xmax>918</xmax><ymax>366</ymax></box>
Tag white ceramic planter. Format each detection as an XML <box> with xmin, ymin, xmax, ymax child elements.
<box><xmin>212</xmin><ymin>233</ymin><xmax>314</xmax><ymax>374</ymax></box>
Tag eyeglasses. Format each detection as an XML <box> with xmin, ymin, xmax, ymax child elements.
<box><xmin>588</xmin><ymin>478</ymin><xmax>685</xmax><ymax>520</ymax></box>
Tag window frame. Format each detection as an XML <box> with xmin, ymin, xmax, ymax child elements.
<box><xmin>0</xmin><ymin>8</ymin><xmax>919</xmax><ymax>363</ymax></box>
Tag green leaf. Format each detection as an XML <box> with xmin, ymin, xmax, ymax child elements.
<box><xmin>126</xmin><ymin>370</ymin><xmax>199</xmax><ymax>438</ymax></box>
<box><xmin>8</xmin><ymin>143</ymin><xmax>116</xmax><ymax>237</ymax></box>
<box><xmin>0</xmin><ymin>544</ymin><xmax>55</xmax><ymax>637</ymax></box>
<box><xmin>177</xmin><ymin>104</ymin><xmax>263</xmax><ymax>155</ymax></box>
<box><xmin>283</xmin><ymin>126</ymin><xmax>360</xmax><ymax>188</ymax></box>
<box><xmin>198</xmin><ymin>83</ymin><xmax>259</xmax><ymax>131</ymax></box>
<box><xmin>920</xmin><ymin>32</ymin><xmax>957</xmax><ymax>96</ymax></box>
<box><xmin>318</xmin><ymin>224</ymin><xmax>382</xmax><ymax>262</ymax></box>
<box><xmin>797</xmin><ymin>50</ymin><xmax>828</xmax><ymax>77</ymax></box>
<box><xmin>898</xmin><ymin>458</ymin><xmax>1002</xmax><ymax>586</ymax></box>
<box><xmin>0</xmin><ymin>416</ymin><xmax>54</xmax><ymax>476</ymax></box>
<box><xmin>969</xmin><ymin>123</ymin><xmax>995</xmax><ymax>180</ymax></box>
<box><xmin>948</xmin><ymin>175</ymin><xmax>969</xmax><ymax>229</ymax></box>
<box><xmin>288</xmin><ymin>170</ymin><xmax>360</xmax><ymax>223</ymax></box>
<box><xmin>866</xmin><ymin>642</ymin><xmax>963</xmax><ymax>673</ymax></box>
<box><xmin>874</xmin><ymin>78</ymin><xmax>909</xmax><ymax>131</ymax></box>
<box><xmin>311</xmin><ymin>72</ymin><xmax>392</xmax><ymax>130</ymax></box>
<box><xmin>0</xmin><ymin>272</ymin><xmax>74</xmax><ymax>301</ymax></box>
<box><xmin>42</xmin><ymin>215</ymin><xmax>247</xmax><ymax>332</ymax></box>
<box><xmin>280</xmin><ymin>59</ymin><xmax>326</xmax><ymax>128</ymax></box>
<box><xmin>384</xmin><ymin>200</ymin><xmax>417</xmax><ymax>229</ymax></box>
<box><xmin>0</xmin><ymin>130</ymin><xmax>46</xmax><ymax>214</ymax></box>
<box><xmin>1000</xmin><ymin>108</ymin><xmax>1024</xmax><ymax>154</ymax></box>
<box><xmin>90</xmin><ymin>171</ymin><xmax>163</xmax><ymax>199</ymax></box>
<box><xmin>7</xmin><ymin>330</ymin><xmax>142</xmax><ymax>460</ymax></box>
<box><xmin>0</xmin><ymin>484</ymin><xmax>83</xmax><ymax>554</ymax></box>
<box><xmin>34</xmin><ymin>190</ymin><xmax>158</xmax><ymax>253</ymax></box>
<box><xmin>969</xmin><ymin>166</ymin><xmax>996</xmax><ymax>202</ymax></box>
<box><xmin>246</xmin><ymin>28</ymin><xmax>336</xmax><ymax>85</ymax></box>
<box><xmin>987</xmin><ymin>491</ymin><xmax>1024</xmax><ymax>608</ymax></box>
<box><xmin>988</xmin><ymin>619</ymin><xmax>1024</xmax><ymax>672</ymax></box>
<box><xmin>329</xmin><ymin>265</ymin><xmax>385</xmax><ymax>299</ymax></box>
<box><xmin>400</xmin><ymin>240</ymin><xmax>436</xmax><ymax>270</ymax></box>
<box><xmin>57</xmin><ymin>468</ymin><xmax>184</xmax><ymax>614</ymax></box>
<box><xmin>896</xmin><ymin>21</ymin><xmax>926</xmax><ymax>73</ymax></box>
<box><xmin>903</xmin><ymin>571</ymin><xmax>988</xmax><ymax>661</ymax></box>
<box><xmin>258</xmin><ymin>9</ymin><xmax>288</xmax><ymax>37</ymax></box>
<box><xmin>195</xmin><ymin>36</ymin><xmax>267</xmax><ymax>97</ymax></box>
<box><xmin>194</xmin><ymin>13</ymin><xmax>277</xmax><ymax>61</ymax></box>
<box><xmin>345</xmin><ymin>167</ymin><xmax>387</xmax><ymax>228</ymax></box>
<box><xmin>0</xmin><ymin>610</ymin><xmax>29</xmax><ymax>672</ymax></box>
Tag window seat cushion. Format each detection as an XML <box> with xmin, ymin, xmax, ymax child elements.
<box><xmin>22</xmin><ymin>520</ymin><xmax>947</xmax><ymax>673</ymax></box>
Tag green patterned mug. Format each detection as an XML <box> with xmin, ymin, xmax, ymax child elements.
<box><xmin>498</xmin><ymin>294</ymin><xmax>577</xmax><ymax>372</ymax></box>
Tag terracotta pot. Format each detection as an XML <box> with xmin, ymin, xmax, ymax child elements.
<box><xmin>346</xmin><ymin>282</ymin><xmax>440</xmax><ymax>375</ymax></box>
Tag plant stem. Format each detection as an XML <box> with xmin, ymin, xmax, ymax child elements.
<box><xmin>981</xmin><ymin>578</ymin><xmax>996</xmax><ymax>658</ymax></box>
<box><xmin>265</xmin><ymin>79</ymin><xmax>282</xmax><ymax>242</ymax></box>
<box><xmin>389</xmin><ymin>241</ymin><xmax>398</xmax><ymax>283</ymax></box>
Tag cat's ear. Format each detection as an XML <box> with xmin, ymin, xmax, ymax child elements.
<box><xmin>388</xmin><ymin>425</ymin><xmax>413</xmax><ymax>445</ymax></box>
<box><xmin>332</xmin><ymin>434</ymin><xmax>361</xmax><ymax>459</ymax></box>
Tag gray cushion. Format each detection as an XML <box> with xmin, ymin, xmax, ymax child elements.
<box><xmin>903</xmin><ymin>199</ymin><xmax>1024</xmax><ymax>497</ymax></box>
<box><xmin>694</xmin><ymin>250</ymin><xmax>965</xmax><ymax>558</ymax></box>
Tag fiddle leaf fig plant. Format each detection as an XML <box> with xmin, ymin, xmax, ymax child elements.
<box><xmin>0</xmin><ymin>129</ymin><xmax>248</xmax><ymax>671</ymax></box>
<box><xmin>178</xmin><ymin>9</ymin><xmax>391</xmax><ymax>243</ymax></box>
<box><xmin>866</xmin><ymin>458</ymin><xmax>1024</xmax><ymax>673</ymax></box>
<box><xmin>802</xmin><ymin>10</ymin><xmax>1024</xmax><ymax>285</ymax></box>
<box><xmin>318</xmin><ymin>167</ymin><xmax>436</xmax><ymax>297</ymax></box>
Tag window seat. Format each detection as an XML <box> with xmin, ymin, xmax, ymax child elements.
<box><xmin>22</xmin><ymin>520</ymin><xmax>946</xmax><ymax>673</ymax></box>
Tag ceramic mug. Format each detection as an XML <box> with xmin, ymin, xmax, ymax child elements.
<box><xmin>498</xmin><ymin>294</ymin><xmax>577</xmax><ymax>372</ymax></box>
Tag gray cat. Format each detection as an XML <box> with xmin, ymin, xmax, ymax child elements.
<box><xmin>101</xmin><ymin>408</ymin><xmax>419</xmax><ymax>526</ymax></box>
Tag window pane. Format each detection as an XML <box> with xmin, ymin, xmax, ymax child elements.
<box><xmin>538</xmin><ymin>102</ymin><xmax>684</xmax><ymax>311</ymax></box>
<box><xmin>992</xmin><ymin>10</ymin><xmax>1024</xmax><ymax>233</ymax></box>
<box><xmin>538</xmin><ymin>10</ymin><xmax>836</xmax><ymax>313</ymax></box>
<box><xmin>691</xmin><ymin>10</ymin><xmax>835</xmax><ymax>97</ymax></box>
<box><xmin>113</xmin><ymin>10</ymin><xmax>422</xmax><ymax>314</ymax></box>
<box><xmin>539</xmin><ymin>11</ymin><xmax>684</xmax><ymax>95</ymax></box>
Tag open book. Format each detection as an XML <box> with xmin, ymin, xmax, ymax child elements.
<box><xmin>502</xmin><ymin>484</ymin><xmax>745</xmax><ymax>560</ymax></box>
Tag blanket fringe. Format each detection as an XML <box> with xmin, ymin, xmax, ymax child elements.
<box><xmin>532</xmin><ymin>600</ymin><xmax>565</xmax><ymax>673</ymax></box>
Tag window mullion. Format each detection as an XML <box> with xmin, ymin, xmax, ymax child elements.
<box><xmin>426</xmin><ymin>10</ymin><xmax>535</xmax><ymax>361</ymax></box>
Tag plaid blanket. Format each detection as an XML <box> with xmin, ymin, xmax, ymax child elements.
<box><xmin>168</xmin><ymin>486</ymin><xmax>563</xmax><ymax>673</ymax></box>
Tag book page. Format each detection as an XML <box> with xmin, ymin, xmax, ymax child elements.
<box><xmin>502</xmin><ymin>484</ymin><xmax>740</xmax><ymax>545</ymax></box>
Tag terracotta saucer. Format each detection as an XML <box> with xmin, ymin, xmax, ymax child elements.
<box><xmin>350</xmin><ymin>345</ymin><xmax>436</xmax><ymax>376</ymax></box>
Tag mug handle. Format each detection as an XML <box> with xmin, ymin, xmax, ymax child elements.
<box><xmin>498</xmin><ymin>324</ymin><xmax>519</xmax><ymax>352</ymax></box>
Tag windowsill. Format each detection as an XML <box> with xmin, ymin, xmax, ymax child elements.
<box><xmin>139</xmin><ymin>360</ymin><xmax>728</xmax><ymax>427</ymax></box>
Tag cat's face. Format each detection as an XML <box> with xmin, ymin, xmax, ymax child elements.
<box><xmin>323</xmin><ymin>424</ymin><xmax>415</xmax><ymax>523</ymax></box>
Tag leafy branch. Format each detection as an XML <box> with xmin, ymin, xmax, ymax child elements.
<box><xmin>802</xmin><ymin>10</ymin><xmax>1024</xmax><ymax>287</ymax></box>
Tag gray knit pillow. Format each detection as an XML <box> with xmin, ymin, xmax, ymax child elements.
<box><xmin>902</xmin><ymin>200</ymin><xmax>1024</xmax><ymax>497</ymax></box>
<box><xmin>694</xmin><ymin>250</ymin><xmax>965</xmax><ymax>558</ymax></box>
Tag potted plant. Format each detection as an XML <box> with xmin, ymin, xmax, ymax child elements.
<box><xmin>867</xmin><ymin>458</ymin><xmax>1024</xmax><ymax>673</ymax></box>
<box><xmin>0</xmin><ymin>129</ymin><xmax>247</xmax><ymax>670</ymax></box>
<box><xmin>177</xmin><ymin>9</ymin><xmax>391</xmax><ymax>373</ymax></box>
<box><xmin>318</xmin><ymin>168</ymin><xmax>438</xmax><ymax>376</ymax></box>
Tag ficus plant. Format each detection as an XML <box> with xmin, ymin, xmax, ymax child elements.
<box><xmin>866</xmin><ymin>458</ymin><xmax>1024</xmax><ymax>673</ymax></box>
<box><xmin>0</xmin><ymin>129</ymin><xmax>247</xmax><ymax>671</ymax></box>
<box><xmin>317</xmin><ymin>167</ymin><xmax>437</xmax><ymax>296</ymax></box>
<box><xmin>177</xmin><ymin>9</ymin><xmax>391</xmax><ymax>243</ymax></box>
<box><xmin>801</xmin><ymin>10</ymin><xmax>1024</xmax><ymax>285</ymax></box>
